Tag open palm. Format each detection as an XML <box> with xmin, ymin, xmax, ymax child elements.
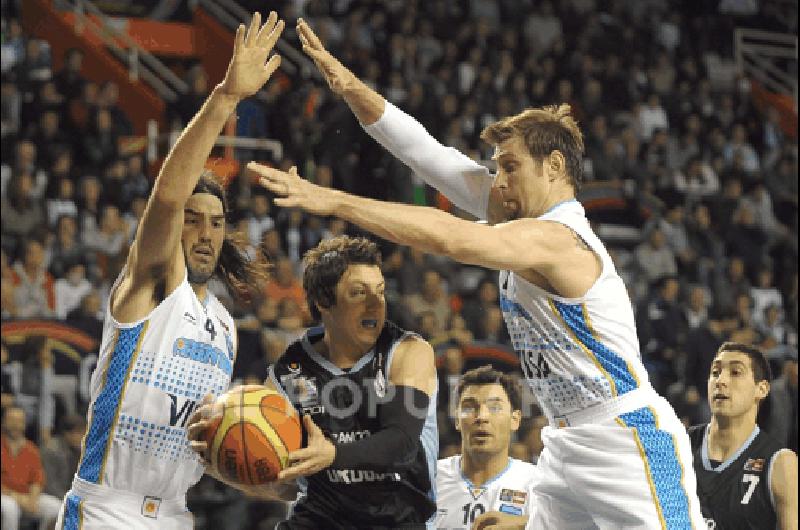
<box><xmin>221</xmin><ymin>11</ymin><xmax>284</xmax><ymax>98</ymax></box>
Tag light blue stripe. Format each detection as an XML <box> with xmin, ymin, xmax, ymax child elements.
<box><xmin>553</xmin><ymin>301</ymin><xmax>638</xmax><ymax>395</ymax></box>
<box><xmin>78</xmin><ymin>323</ymin><xmax>145</xmax><ymax>483</ymax></box>
<box><xmin>619</xmin><ymin>407</ymin><xmax>692</xmax><ymax>529</ymax></box>
<box><xmin>63</xmin><ymin>493</ymin><xmax>82</xmax><ymax>530</ymax></box>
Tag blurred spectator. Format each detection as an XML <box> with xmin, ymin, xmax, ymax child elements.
<box><xmin>723</xmin><ymin>123</ymin><xmax>759</xmax><ymax>174</ymax></box>
<box><xmin>47</xmin><ymin>215</ymin><xmax>86</xmax><ymax>280</ymax></box>
<box><xmin>750</xmin><ymin>264</ymin><xmax>784</xmax><ymax>328</ymax></box>
<box><xmin>263</xmin><ymin>256</ymin><xmax>307</xmax><ymax>315</ymax></box>
<box><xmin>65</xmin><ymin>289</ymin><xmax>103</xmax><ymax>338</ymax></box>
<box><xmin>1</xmin><ymin>341</ymin><xmax>14</xmax><ymax>412</ymax></box>
<box><xmin>46</xmin><ymin>176</ymin><xmax>78</xmax><ymax>227</ymax></box>
<box><xmin>54</xmin><ymin>261</ymin><xmax>92</xmax><ymax>319</ymax></box>
<box><xmin>713</xmin><ymin>256</ymin><xmax>751</xmax><ymax>318</ymax></box>
<box><xmin>684</xmin><ymin>285</ymin><xmax>711</xmax><ymax>331</ymax></box>
<box><xmin>0</xmin><ymin>406</ymin><xmax>61</xmax><ymax>530</ymax></box>
<box><xmin>764</xmin><ymin>352</ymin><xmax>798</xmax><ymax>452</ymax></box>
<box><xmin>81</xmin><ymin>108</ymin><xmax>119</xmax><ymax>170</ymax></box>
<box><xmin>246</xmin><ymin>192</ymin><xmax>275</xmax><ymax>247</ymax></box>
<box><xmin>52</xmin><ymin>48</ymin><xmax>84</xmax><ymax>102</ymax></box>
<box><xmin>474</xmin><ymin>305</ymin><xmax>510</xmax><ymax>345</ymax></box>
<box><xmin>40</xmin><ymin>414</ymin><xmax>86</xmax><ymax>499</ymax></box>
<box><xmin>403</xmin><ymin>268</ymin><xmax>452</xmax><ymax>335</ymax></box>
<box><xmin>637</xmin><ymin>94</ymin><xmax>669</xmax><ymax>141</ymax></box>
<box><xmin>462</xmin><ymin>277</ymin><xmax>500</xmax><ymax>333</ymax></box>
<box><xmin>1</xmin><ymin>172</ymin><xmax>44</xmax><ymax>246</ymax></box>
<box><xmin>10</xmin><ymin>239</ymin><xmax>54</xmax><ymax>318</ymax></box>
<box><xmin>97</xmin><ymin>81</ymin><xmax>132</xmax><ymax>136</ymax></box>
<box><xmin>634</xmin><ymin>226</ymin><xmax>678</xmax><ymax>284</ymax></box>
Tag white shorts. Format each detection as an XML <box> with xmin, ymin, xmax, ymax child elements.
<box><xmin>530</xmin><ymin>392</ymin><xmax>705</xmax><ymax>529</ymax></box>
<box><xmin>55</xmin><ymin>477</ymin><xmax>194</xmax><ymax>530</ymax></box>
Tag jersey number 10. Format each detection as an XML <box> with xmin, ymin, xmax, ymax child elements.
<box><xmin>462</xmin><ymin>502</ymin><xmax>485</xmax><ymax>525</ymax></box>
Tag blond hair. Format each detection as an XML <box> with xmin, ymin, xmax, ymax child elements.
<box><xmin>480</xmin><ymin>104</ymin><xmax>585</xmax><ymax>190</ymax></box>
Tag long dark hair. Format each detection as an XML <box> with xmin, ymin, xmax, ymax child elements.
<box><xmin>193</xmin><ymin>171</ymin><xmax>269</xmax><ymax>301</ymax></box>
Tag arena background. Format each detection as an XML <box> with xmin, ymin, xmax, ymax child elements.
<box><xmin>1</xmin><ymin>0</ymin><xmax>797</xmax><ymax>528</ymax></box>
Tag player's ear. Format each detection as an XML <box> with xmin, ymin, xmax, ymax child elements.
<box><xmin>510</xmin><ymin>409</ymin><xmax>522</xmax><ymax>432</ymax></box>
<box><xmin>756</xmin><ymin>380</ymin><xmax>769</xmax><ymax>401</ymax></box>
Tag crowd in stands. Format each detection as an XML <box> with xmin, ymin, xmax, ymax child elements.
<box><xmin>1</xmin><ymin>0</ymin><xmax>797</xmax><ymax>528</ymax></box>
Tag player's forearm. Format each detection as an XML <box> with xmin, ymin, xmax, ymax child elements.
<box><xmin>153</xmin><ymin>86</ymin><xmax>240</xmax><ymax>205</ymax></box>
<box><xmin>362</xmin><ymin>102</ymin><xmax>492</xmax><ymax>218</ymax></box>
<box><xmin>340</xmin><ymin>76</ymin><xmax>385</xmax><ymax>126</ymax></box>
<box><xmin>332</xmin><ymin>192</ymin><xmax>470</xmax><ymax>260</ymax></box>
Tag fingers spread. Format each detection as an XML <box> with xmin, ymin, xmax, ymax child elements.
<box><xmin>234</xmin><ymin>24</ymin><xmax>245</xmax><ymax>52</ymax></box>
<box><xmin>246</xmin><ymin>12</ymin><xmax>261</xmax><ymax>47</ymax></box>
<box><xmin>260</xmin><ymin>18</ymin><xmax>285</xmax><ymax>51</ymax></box>
<box><xmin>264</xmin><ymin>54</ymin><xmax>282</xmax><ymax>78</ymax></box>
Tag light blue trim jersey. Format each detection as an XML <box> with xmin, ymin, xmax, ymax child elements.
<box><xmin>499</xmin><ymin>200</ymin><xmax>652</xmax><ymax>422</ymax></box>
<box><xmin>435</xmin><ymin>456</ymin><xmax>538</xmax><ymax>529</ymax></box>
<box><xmin>76</xmin><ymin>271</ymin><xmax>235</xmax><ymax>499</ymax></box>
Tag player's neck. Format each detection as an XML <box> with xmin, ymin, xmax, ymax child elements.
<box><xmin>461</xmin><ymin>450</ymin><xmax>509</xmax><ymax>487</ymax></box>
<box><xmin>319</xmin><ymin>332</ymin><xmax>368</xmax><ymax>369</ymax></box>
<box><xmin>535</xmin><ymin>187</ymin><xmax>575</xmax><ymax>218</ymax></box>
<box><xmin>708</xmin><ymin>413</ymin><xmax>758</xmax><ymax>461</ymax></box>
<box><xmin>190</xmin><ymin>282</ymin><xmax>208</xmax><ymax>304</ymax></box>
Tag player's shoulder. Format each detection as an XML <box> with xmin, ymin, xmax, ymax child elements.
<box><xmin>436</xmin><ymin>455</ymin><xmax>460</xmax><ymax>480</ymax></box>
<box><xmin>687</xmin><ymin>423</ymin><xmax>708</xmax><ymax>447</ymax></box>
<box><xmin>505</xmin><ymin>458</ymin><xmax>539</xmax><ymax>485</ymax></box>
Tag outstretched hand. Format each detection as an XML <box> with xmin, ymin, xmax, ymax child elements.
<box><xmin>277</xmin><ymin>415</ymin><xmax>336</xmax><ymax>481</ymax></box>
<box><xmin>297</xmin><ymin>18</ymin><xmax>356</xmax><ymax>95</ymax></box>
<box><xmin>220</xmin><ymin>11</ymin><xmax>284</xmax><ymax>98</ymax></box>
<box><xmin>248</xmin><ymin>162</ymin><xmax>340</xmax><ymax>216</ymax></box>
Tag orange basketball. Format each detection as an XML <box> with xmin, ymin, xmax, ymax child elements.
<box><xmin>205</xmin><ymin>386</ymin><xmax>302</xmax><ymax>485</ymax></box>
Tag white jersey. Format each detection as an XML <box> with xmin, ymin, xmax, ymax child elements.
<box><xmin>435</xmin><ymin>456</ymin><xmax>538</xmax><ymax>530</ymax></box>
<box><xmin>499</xmin><ymin>199</ymin><xmax>652</xmax><ymax>423</ymax></box>
<box><xmin>74</xmin><ymin>270</ymin><xmax>236</xmax><ymax>499</ymax></box>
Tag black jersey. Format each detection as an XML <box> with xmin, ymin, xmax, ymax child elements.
<box><xmin>689</xmin><ymin>424</ymin><xmax>786</xmax><ymax>530</ymax></box>
<box><xmin>269</xmin><ymin>321</ymin><xmax>438</xmax><ymax>529</ymax></box>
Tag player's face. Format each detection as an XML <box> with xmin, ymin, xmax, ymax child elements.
<box><xmin>708</xmin><ymin>351</ymin><xmax>769</xmax><ymax>419</ymax></box>
<box><xmin>326</xmin><ymin>264</ymin><xmax>386</xmax><ymax>351</ymax></box>
<box><xmin>182</xmin><ymin>193</ymin><xmax>225</xmax><ymax>285</ymax></box>
<box><xmin>491</xmin><ymin>136</ymin><xmax>552</xmax><ymax>220</ymax></box>
<box><xmin>456</xmin><ymin>384</ymin><xmax>521</xmax><ymax>457</ymax></box>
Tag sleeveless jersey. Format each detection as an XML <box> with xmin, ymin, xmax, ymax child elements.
<box><xmin>75</xmin><ymin>271</ymin><xmax>236</xmax><ymax>499</ymax></box>
<box><xmin>435</xmin><ymin>456</ymin><xmax>538</xmax><ymax>530</ymax></box>
<box><xmin>689</xmin><ymin>424</ymin><xmax>786</xmax><ymax>529</ymax></box>
<box><xmin>498</xmin><ymin>199</ymin><xmax>651</xmax><ymax>422</ymax></box>
<box><xmin>269</xmin><ymin>321</ymin><xmax>438</xmax><ymax>528</ymax></box>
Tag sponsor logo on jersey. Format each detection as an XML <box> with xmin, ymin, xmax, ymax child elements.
<box><xmin>332</xmin><ymin>430</ymin><xmax>371</xmax><ymax>443</ymax></box>
<box><xmin>281</xmin><ymin>374</ymin><xmax>323</xmax><ymax>414</ymax></box>
<box><xmin>216</xmin><ymin>316</ymin><xmax>229</xmax><ymax>333</ymax></box>
<box><xmin>326</xmin><ymin>469</ymin><xmax>402</xmax><ymax>484</ymax></box>
<box><xmin>469</xmin><ymin>487</ymin><xmax>486</xmax><ymax>500</ymax></box>
<box><xmin>288</xmin><ymin>361</ymin><xmax>301</xmax><ymax>374</ymax></box>
<box><xmin>141</xmin><ymin>496</ymin><xmax>161</xmax><ymax>518</ymax></box>
<box><xmin>499</xmin><ymin>503</ymin><xmax>523</xmax><ymax>516</ymax></box>
<box><xmin>183</xmin><ymin>312</ymin><xmax>197</xmax><ymax>325</ymax></box>
<box><xmin>499</xmin><ymin>488</ymin><xmax>527</xmax><ymax>505</ymax></box>
<box><xmin>744</xmin><ymin>458</ymin><xmax>765</xmax><ymax>472</ymax></box>
<box><xmin>173</xmin><ymin>337</ymin><xmax>232</xmax><ymax>375</ymax></box>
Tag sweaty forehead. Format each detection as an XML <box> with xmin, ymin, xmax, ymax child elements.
<box><xmin>185</xmin><ymin>192</ymin><xmax>224</xmax><ymax>215</ymax></box>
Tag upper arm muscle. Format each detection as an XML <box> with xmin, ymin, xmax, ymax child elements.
<box><xmin>771</xmin><ymin>449</ymin><xmax>798</xmax><ymax>530</ymax></box>
<box><xmin>388</xmin><ymin>337</ymin><xmax>436</xmax><ymax>395</ymax></box>
<box><xmin>111</xmin><ymin>196</ymin><xmax>186</xmax><ymax>322</ymax></box>
<box><xmin>448</xmin><ymin>219</ymin><xmax>601</xmax><ymax>298</ymax></box>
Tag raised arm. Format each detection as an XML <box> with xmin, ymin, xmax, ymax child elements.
<box><xmin>297</xmin><ymin>19</ymin><xmax>493</xmax><ymax>219</ymax></box>
<box><xmin>252</xmin><ymin>164</ymin><xmax>600</xmax><ymax>299</ymax></box>
<box><xmin>111</xmin><ymin>12</ymin><xmax>284</xmax><ymax>323</ymax></box>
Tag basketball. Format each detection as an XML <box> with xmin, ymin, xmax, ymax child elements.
<box><xmin>205</xmin><ymin>386</ymin><xmax>302</xmax><ymax>485</ymax></box>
